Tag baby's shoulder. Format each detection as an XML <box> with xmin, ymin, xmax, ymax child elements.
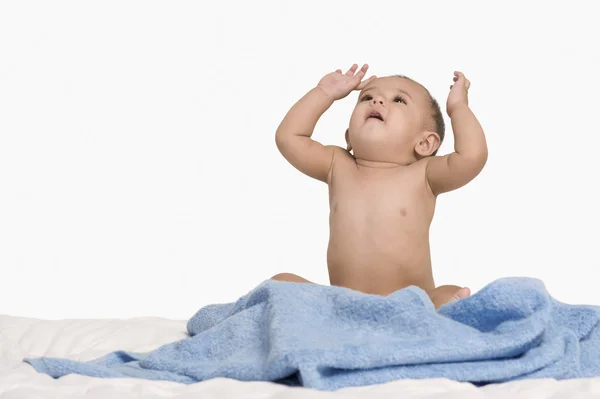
<box><xmin>411</xmin><ymin>157</ymin><xmax>431</xmax><ymax>173</ymax></box>
<box><xmin>325</xmin><ymin>146</ymin><xmax>355</xmax><ymax>182</ymax></box>
<box><xmin>326</xmin><ymin>146</ymin><xmax>355</xmax><ymax>169</ymax></box>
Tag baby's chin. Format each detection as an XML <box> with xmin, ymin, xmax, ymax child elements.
<box><xmin>351</xmin><ymin>128</ymin><xmax>394</xmax><ymax>146</ymax></box>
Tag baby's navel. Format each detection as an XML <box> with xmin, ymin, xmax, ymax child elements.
<box><xmin>400</xmin><ymin>208</ymin><xmax>407</xmax><ymax>217</ymax></box>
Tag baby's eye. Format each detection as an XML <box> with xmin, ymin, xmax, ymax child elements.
<box><xmin>361</xmin><ymin>95</ymin><xmax>372</xmax><ymax>101</ymax></box>
<box><xmin>394</xmin><ymin>96</ymin><xmax>406</xmax><ymax>104</ymax></box>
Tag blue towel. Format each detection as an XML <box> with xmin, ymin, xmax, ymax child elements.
<box><xmin>24</xmin><ymin>277</ymin><xmax>600</xmax><ymax>390</ymax></box>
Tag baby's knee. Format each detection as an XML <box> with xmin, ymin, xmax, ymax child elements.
<box><xmin>270</xmin><ymin>273</ymin><xmax>312</xmax><ymax>283</ymax></box>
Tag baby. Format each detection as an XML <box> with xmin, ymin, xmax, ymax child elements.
<box><xmin>274</xmin><ymin>64</ymin><xmax>488</xmax><ymax>309</ymax></box>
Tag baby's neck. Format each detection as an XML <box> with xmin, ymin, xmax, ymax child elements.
<box><xmin>354</xmin><ymin>157</ymin><xmax>414</xmax><ymax>169</ymax></box>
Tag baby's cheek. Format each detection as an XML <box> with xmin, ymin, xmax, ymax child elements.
<box><xmin>348</xmin><ymin>115</ymin><xmax>362</xmax><ymax>132</ymax></box>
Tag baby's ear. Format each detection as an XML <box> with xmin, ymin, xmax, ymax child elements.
<box><xmin>415</xmin><ymin>131</ymin><xmax>440</xmax><ymax>157</ymax></box>
<box><xmin>345</xmin><ymin>129</ymin><xmax>352</xmax><ymax>152</ymax></box>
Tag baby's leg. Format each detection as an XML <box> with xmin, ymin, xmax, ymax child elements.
<box><xmin>270</xmin><ymin>273</ymin><xmax>315</xmax><ymax>284</ymax></box>
<box><xmin>428</xmin><ymin>285</ymin><xmax>471</xmax><ymax>310</ymax></box>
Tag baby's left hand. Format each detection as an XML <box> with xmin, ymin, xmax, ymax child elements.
<box><xmin>446</xmin><ymin>71</ymin><xmax>470</xmax><ymax>117</ymax></box>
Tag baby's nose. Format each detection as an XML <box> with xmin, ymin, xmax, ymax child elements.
<box><xmin>371</xmin><ymin>97</ymin><xmax>386</xmax><ymax>106</ymax></box>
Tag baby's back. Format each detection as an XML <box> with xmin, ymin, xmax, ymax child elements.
<box><xmin>327</xmin><ymin>153</ymin><xmax>437</xmax><ymax>295</ymax></box>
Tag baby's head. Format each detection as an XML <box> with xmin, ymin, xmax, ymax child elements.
<box><xmin>345</xmin><ymin>75</ymin><xmax>445</xmax><ymax>165</ymax></box>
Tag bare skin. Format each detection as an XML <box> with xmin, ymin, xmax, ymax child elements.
<box><xmin>275</xmin><ymin>64</ymin><xmax>487</xmax><ymax>309</ymax></box>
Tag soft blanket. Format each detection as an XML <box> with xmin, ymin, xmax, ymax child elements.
<box><xmin>24</xmin><ymin>277</ymin><xmax>600</xmax><ymax>390</ymax></box>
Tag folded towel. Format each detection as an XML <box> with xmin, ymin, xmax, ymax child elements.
<box><xmin>24</xmin><ymin>277</ymin><xmax>600</xmax><ymax>390</ymax></box>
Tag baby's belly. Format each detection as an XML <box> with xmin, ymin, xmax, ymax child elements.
<box><xmin>326</xmin><ymin>220</ymin><xmax>435</xmax><ymax>295</ymax></box>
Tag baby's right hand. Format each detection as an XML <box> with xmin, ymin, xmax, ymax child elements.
<box><xmin>317</xmin><ymin>64</ymin><xmax>376</xmax><ymax>101</ymax></box>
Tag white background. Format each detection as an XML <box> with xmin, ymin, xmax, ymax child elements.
<box><xmin>0</xmin><ymin>1</ymin><xmax>598</xmax><ymax>320</ymax></box>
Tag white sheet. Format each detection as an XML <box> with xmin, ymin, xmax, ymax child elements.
<box><xmin>2</xmin><ymin>314</ymin><xmax>600</xmax><ymax>398</ymax></box>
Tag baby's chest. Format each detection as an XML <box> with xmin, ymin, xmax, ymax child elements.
<box><xmin>330</xmin><ymin>179</ymin><xmax>428</xmax><ymax>217</ymax></box>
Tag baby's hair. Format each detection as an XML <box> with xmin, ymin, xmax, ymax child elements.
<box><xmin>392</xmin><ymin>75</ymin><xmax>445</xmax><ymax>156</ymax></box>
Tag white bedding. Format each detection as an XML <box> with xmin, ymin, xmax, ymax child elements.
<box><xmin>2</xmin><ymin>314</ymin><xmax>600</xmax><ymax>398</ymax></box>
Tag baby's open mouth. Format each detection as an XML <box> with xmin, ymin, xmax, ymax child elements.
<box><xmin>367</xmin><ymin>112</ymin><xmax>384</xmax><ymax>122</ymax></box>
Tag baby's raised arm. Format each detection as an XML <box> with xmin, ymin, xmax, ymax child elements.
<box><xmin>425</xmin><ymin>72</ymin><xmax>488</xmax><ymax>195</ymax></box>
<box><xmin>275</xmin><ymin>64</ymin><xmax>375</xmax><ymax>183</ymax></box>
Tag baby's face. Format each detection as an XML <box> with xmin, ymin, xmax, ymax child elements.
<box><xmin>347</xmin><ymin>77</ymin><xmax>429</xmax><ymax>161</ymax></box>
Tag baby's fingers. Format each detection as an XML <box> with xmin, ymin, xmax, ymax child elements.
<box><xmin>356</xmin><ymin>75</ymin><xmax>377</xmax><ymax>90</ymax></box>
<box><xmin>357</xmin><ymin>64</ymin><xmax>369</xmax><ymax>76</ymax></box>
<box><xmin>454</xmin><ymin>71</ymin><xmax>470</xmax><ymax>88</ymax></box>
<box><xmin>352</xmin><ymin>64</ymin><xmax>370</xmax><ymax>85</ymax></box>
<box><xmin>345</xmin><ymin>64</ymin><xmax>359</xmax><ymax>76</ymax></box>
<box><xmin>345</xmin><ymin>63</ymin><xmax>369</xmax><ymax>79</ymax></box>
